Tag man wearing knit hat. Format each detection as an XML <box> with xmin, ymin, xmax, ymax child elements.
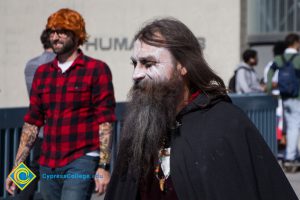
<box><xmin>6</xmin><ymin>8</ymin><xmax>116</xmax><ymax>200</ymax></box>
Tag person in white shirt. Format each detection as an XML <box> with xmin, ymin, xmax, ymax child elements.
<box><xmin>267</xmin><ymin>33</ymin><xmax>300</xmax><ymax>168</ymax></box>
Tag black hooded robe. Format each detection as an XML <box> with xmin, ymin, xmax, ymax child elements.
<box><xmin>105</xmin><ymin>94</ymin><xmax>298</xmax><ymax>200</ymax></box>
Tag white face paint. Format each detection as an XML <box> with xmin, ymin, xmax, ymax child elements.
<box><xmin>131</xmin><ymin>40</ymin><xmax>176</xmax><ymax>82</ymax></box>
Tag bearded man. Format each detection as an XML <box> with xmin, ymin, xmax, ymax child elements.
<box><xmin>6</xmin><ymin>8</ymin><xmax>116</xmax><ymax>200</ymax></box>
<box><xmin>105</xmin><ymin>18</ymin><xmax>297</xmax><ymax>200</ymax></box>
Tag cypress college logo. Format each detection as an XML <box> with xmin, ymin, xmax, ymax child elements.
<box><xmin>9</xmin><ymin>162</ymin><xmax>36</xmax><ymax>190</ymax></box>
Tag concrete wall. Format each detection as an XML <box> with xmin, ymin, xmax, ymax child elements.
<box><xmin>0</xmin><ymin>0</ymin><xmax>241</xmax><ymax>108</ymax></box>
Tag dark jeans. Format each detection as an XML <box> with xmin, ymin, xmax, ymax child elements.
<box><xmin>39</xmin><ymin>155</ymin><xmax>98</xmax><ymax>200</ymax></box>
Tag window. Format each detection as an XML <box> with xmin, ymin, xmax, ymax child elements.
<box><xmin>248</xmin><ymin>0</ymin><xmax>300</xmax><ymax>34</ymax></box>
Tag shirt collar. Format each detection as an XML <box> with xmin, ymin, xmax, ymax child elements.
<box><xmin>284</xmin><ymin>48</ymin><xmax>298</xmax><ymax>54</ymax></box>
<box><xmin>188</xmin><ymin>90</ymin><xmax>201</xmax><ymax>103</ymax></box>
<box><xmin>51</xmin><ymin>49</ymin><xmax>85</xmax><ymax>69</ymax></box>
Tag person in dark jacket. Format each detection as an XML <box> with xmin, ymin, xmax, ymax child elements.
<box><xmin>105</xmin><ymin>18</ymin><xmax>298</xmax><ymax>200</ymax></box>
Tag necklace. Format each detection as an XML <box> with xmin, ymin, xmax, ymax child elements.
<box><xmin>155</xmin><ymin>148</ymin><xmax>170</xmax><ymax>191</ymax></box>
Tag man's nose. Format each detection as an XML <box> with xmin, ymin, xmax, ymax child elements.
<box><xmin>132</xmin><ymin>65</ymin><xmax>146</xmax><ymax>82</ymax></box>
<box><xmin>50</xmin><ymin>32</ymin><xmax>59</xmax><ymax>40</ymax></box>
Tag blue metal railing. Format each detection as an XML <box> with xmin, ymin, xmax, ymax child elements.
<box><xmin>0</xmin><ymin>103</ymin><xmax>126</xmax><ymax>199</ymax></box>
<box><xmin>0</xmin><ymin>94</ymin><xmax>278</xmax><ymax>199</ymax></box>
<box><xmin>230</xmin><ymin>93</ymin><xmax>278</xmax><ymax>155</ymax></box>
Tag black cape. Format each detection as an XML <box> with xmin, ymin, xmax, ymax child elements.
<box><xmin>105</xmin><ymin>94</ymin><xmax>298</xmax><ymax>200</ymax></box>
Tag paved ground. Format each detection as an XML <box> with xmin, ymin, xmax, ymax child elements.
<box><xmin>286</xmin><ymin>171</ymin><xmax>300</xmax><ymax>198</ymax></box>
<box><xmin>91</xmin><ymin>193</ymin><xmax>105</xmax><ymax>200</ymax></box>
<box><xmin>91</xmin><ymin>169</ymin><xmax>300</xmax><ymax>200</ymax></box>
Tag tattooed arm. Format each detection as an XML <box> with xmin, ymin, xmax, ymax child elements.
<box><xmin>6</xmin><ymin>122</ymin><xmax>39</xmax><ymax>194</ymax></box>
<box><xmin>94</xmin><ymin>122</ymin><xmax>113</xmax><ymax>195</ymax></box>
<box><xmin>14</xmin><ymin>122</ymin><xmax>39</xmax><ymax>166</ymax></box>
<box><xmin>99</xmin><ymin>122</ymin><xmax>113</xmax><ymax>165</ymax></box>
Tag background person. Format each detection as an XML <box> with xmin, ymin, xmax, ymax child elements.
<box><xmin>235</xmin><ymin>49</ymin><xmax>265</xmax><ymax>93</ymax></box>
<box><xmin>263</xmin><ymin>41</ymin><xmax>287</xmax><ymax>155</ymax></box>
<box><xmin>14</xmin><ymin>29</ymin><xmax>55</xmax><ymax>200</ymax></box>
<box><xmin>267</xmin><ymin>33</ymin><xmax>300</xmax><ymax>168</ymax></box>
<box><xmin>25</xmin><ymin>29</ymin><xmax>56</xmax><ymax>95</ymax></box>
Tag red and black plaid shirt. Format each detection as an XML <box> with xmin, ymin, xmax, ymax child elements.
<box><xmin>24</xmin><ymin>50</ymin><xmax>116</xmax><ymax>168</ymax></box>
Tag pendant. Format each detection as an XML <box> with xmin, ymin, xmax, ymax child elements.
<box><xmin>159</xmin><ymin>178</ymin><xmax>165</xmax><ymax>191</ymax></box>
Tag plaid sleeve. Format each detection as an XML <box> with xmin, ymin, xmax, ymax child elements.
<box><xmin>24</xmin><ymin>67</ymin><xmax>45</xmax><ymax>127</ymax></box>
<box><xmin>92</xmin><ymin>62</ymin><xmax>116</xmax><ymax>124</ymax></box>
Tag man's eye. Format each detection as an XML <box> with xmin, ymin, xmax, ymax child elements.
<box><xmin>144</xmin><ymin>62</ymin><xmax>156</xmax><ymax>68</ymax></box>
<box><xmin>131</xmin><ymin>61</ymin><xmax>137</xmax><ymax>68</ymax></box>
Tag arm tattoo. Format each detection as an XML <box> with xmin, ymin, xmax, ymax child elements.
<box><xmin>14</xmin><ymin>122</ymin><xmax>38</xmax><ymax>167</ymax></box>
<box><xmin>99</xmin><ymin>122</ymin><xmax>113</xmax><ymax>164</ymax></box>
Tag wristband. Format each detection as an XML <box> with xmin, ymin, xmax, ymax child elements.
<box><xmin>98</xmin><ymin>163</ymin><xmax>110</xmax><ymax>171</ymax></box>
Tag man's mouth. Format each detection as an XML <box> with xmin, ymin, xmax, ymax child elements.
<box><xmin>52</xmin><ymin>41</ymin><xmax>64</xmax><ymax>48</ymax></box>
<box><xmin>54</xmin><ymin>43</ymin><xmax>63</xmax><ymax>47</ymax></box>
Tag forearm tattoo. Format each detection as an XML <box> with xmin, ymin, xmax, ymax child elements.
<box><xmin>99</xmin><ymin>122</ymin><xmax>113</xmax><ymax>164</ymax></box>
<box><xmin>14</xmin><ymin>123</ymin><xmax>38</xmax><ymax>167</ymax></box>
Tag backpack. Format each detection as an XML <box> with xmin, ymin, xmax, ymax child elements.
<box><xmin>228</xmin><ymin>66</ymin><xmax>251</xmax><ymax>93</ymax></box>
<box><xmin>277</xmin><ymin>54</ymin><xmax>300</xmax><ymax>98</ymax></box>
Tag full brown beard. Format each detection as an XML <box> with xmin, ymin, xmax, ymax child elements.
<box><xmin>117</xmin><ymin>71</ymin><xmax>185</xmax><ymax>181</ymax></box>
<box><xmin>51</xmin><ymin>37</ymin><xmax>76</xmax><ymax>55</ymax></box>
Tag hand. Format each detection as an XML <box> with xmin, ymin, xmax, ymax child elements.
<box><xmin>260</xmin><ymin>84</ymin><xmax>267</xmax><ymax>92</ymax></box>
<box><xmin>94</xmin><ymin>168</ymin><xmax>110</xmax><ymax>195</ymax></box>
<box><xmin>272</xmin><ymin>82</ymin><xmax>278</xmax><ymax>89</ymax></box>
<box><xmin>6</xmin><ymin>176</ymin><xmax>16</xmax><ymax>195</ymax></box>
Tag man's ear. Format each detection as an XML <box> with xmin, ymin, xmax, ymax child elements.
<box><xmin>177</xmin><ymin>63</ymin><xmax>187</xmax><ymax>76</ymax></box>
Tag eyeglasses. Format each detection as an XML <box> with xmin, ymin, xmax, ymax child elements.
<box><xmin>49</xmin><ymin>29</ymin><xmax>71</xmax><ymax>38</ymax></box>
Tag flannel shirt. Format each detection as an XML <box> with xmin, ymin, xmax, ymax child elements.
<box><xmin>24</xmin><ymin>50</ymin><xmax>116</xmax><ymax>168</ymax></box>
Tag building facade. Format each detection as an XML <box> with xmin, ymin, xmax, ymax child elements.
<box><xmin>247</xmin><ymin>0</ymin><xmax>300</xmax><ymax>76</ymax></box>
<box><xmin>3</xmin><ymin>0</ymin><xmax>295</xmax><ymax>107</ymax></box>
